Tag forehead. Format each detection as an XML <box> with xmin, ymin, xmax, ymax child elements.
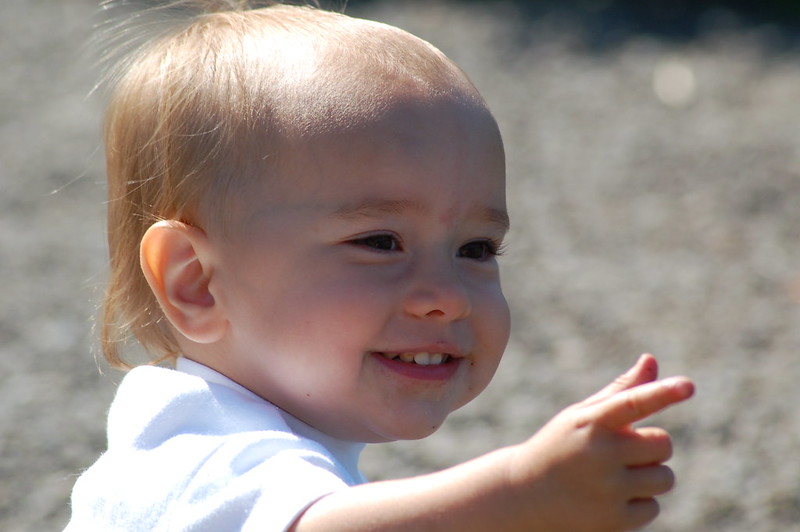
<box><xmin>207</xmin><ymin>117</ymin><xmax>506</xmax><ymax>256</ymax></box>
<box><xmin>281</xmin><ymin>88</ymin><xmax>503</xmax><ymax>177</ymax></box>
<box><xmin>243</xmin><ymin>91</ymin><xmax>508</xmax><ymax>228</ymax></box>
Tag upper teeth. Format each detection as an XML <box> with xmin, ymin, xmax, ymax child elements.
<box><xmin>383</xmin><ymin>352</ymin><xmax>447</xmax><ymax>365</ymax></box>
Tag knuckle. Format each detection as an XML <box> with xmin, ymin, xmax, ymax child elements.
<box><xmin>622</xmin><ymin>393</ymin><xmax>645</xmax><ymax>421</ymax></box>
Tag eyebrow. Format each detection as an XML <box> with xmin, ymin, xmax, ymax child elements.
<box><xmin>482</xmin><ymin>207</ymin><xmax>511</xmax><ymax>231</ymax></box>
<box><xmin>332</xmin><ymin>199</ymin><xmax>424</xmax><ymax>219</ymax></box>
<box><xmin>331</xmin><ymin>198</ymin><xmax>510</xmax><ymax>231</ymax></box>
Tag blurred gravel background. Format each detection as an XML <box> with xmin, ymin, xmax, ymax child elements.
<box><xmin>2</xmin><ymin>1</ymin><xmax>799</xmax><ymax>530</ymax></box>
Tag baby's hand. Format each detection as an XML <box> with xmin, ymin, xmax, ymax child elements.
<box><xmin>505</xmin><ymin>354</ymin><xmax>694</xmax><ymax>532</ymax></box>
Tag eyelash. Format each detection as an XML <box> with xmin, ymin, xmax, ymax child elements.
<box><xmin>459</xmin><ymin>238</ymin><xmax>506</xmax><ymax>261</ymax></box>
<box><xmin>349</xmin><ymin>233</ymin><xmax>402</xmax><ymax>252</ymax></box>
<box><xmin>348</xmin><ymin>233</ymin><xmax>506</xmax><ymax>261</ymax></box>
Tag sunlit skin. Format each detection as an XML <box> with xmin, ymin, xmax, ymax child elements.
<box><xmin>189</xmin><ymin>91</ymin><xmax>510</xmax><ymax>443</ymax></box>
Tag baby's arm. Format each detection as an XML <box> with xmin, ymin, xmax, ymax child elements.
<box><xmin>292</xmin><ymin>354</ymin><xmax>694</xmax><ymax>532</ymax></box>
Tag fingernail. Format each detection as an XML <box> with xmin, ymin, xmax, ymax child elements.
<box><xmin>666</xmin><ymin>377</ymin><xmax>695</xmax><ymax>398</ymax></box>
<box><xmin>639</xmin><ymin>354</ymin><xmax>658</xmax><ymax>375</ymax></box>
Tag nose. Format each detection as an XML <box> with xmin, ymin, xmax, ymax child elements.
<box><xmin>402</xmin><ymin>257</ymin><xmax>472</xmax><ymax>321</ymax></box>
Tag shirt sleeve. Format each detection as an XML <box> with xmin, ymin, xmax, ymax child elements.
<box><xmin>67</xmin><ymin>365</ymin><xmax>362</xmax><ymax>532</ymax></box>
<box><xmin>162</xmin><ymin>434</ymin><xmax>352</xmax><ymax>532</ymax></box>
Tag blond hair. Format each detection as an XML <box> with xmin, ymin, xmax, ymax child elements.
<box><xmin>98</xmin><ymin>1</ymin><xmax>482</xmax><ymax>368</ymax></box>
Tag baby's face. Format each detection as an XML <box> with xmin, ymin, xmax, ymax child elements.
<box><xmin>206</xmin><ymin>92</ymin><xmax>510</xmax><ymax>442</ymax></box>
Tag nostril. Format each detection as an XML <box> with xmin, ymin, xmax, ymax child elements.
<box><xmin>402</xmin><ymin>270</ymin><xmax>472</xmax><ymax>321</ymax></box>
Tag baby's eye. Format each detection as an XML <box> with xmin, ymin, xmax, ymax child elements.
<box><xmin>458</xmin><ymin>239</ymin><xmax>503</xmax><ymax>261</ymax></box>
<box><xmin>349</xmin><ymin>233</ymin><xmax>402</xmax><ymax>252</ymax></box>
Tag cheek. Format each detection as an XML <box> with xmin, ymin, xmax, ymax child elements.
<box><xmin>476</xmin><ymin>290</ymin><xmax>510</xmax><ymax>373</ymax></box>
<box><xmin>461</xmin><ymin>282</ymin><xmax>508</xmax><ymax>361</ymax></box>
<box><xmin>454</xmin><ymin>289</ymin><xmax>509</xmax><ymax>410</ymax></box>
<box><xmin>260</xmin><ymin>270</ymin><xmax>392</xmax><ymax>346</ymax></box>
<box><xmin>476</xmin><ymin>285</ymin><xmax>511</xmax><ymax>349</ymax></box>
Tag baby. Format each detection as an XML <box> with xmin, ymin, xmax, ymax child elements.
<box><xmin>67</xmin><ymin>2</ymin><xmax>694</xmax><ymax>530</ymax></box>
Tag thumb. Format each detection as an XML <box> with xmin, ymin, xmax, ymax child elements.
<box><xmin>581</xmin><ymin>354</ymin><xmax>659</xmax><ymax>407</ymax></box>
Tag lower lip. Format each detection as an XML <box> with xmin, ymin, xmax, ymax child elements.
<box><xmin>371</xmin><ymin>353</ymin><xmax>461</xmax><ymax>381</ymax></box>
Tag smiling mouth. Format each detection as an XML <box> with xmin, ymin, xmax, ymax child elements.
<box><xmin>377</xmin><ymin>352</ymin><xmax>452</xmax><ymax>366</ymax></box>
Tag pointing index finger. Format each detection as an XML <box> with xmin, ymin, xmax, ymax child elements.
<box><xmin>592</xmin><ymin>377</ymin><xmax>695</xmax><ymax>430</ymax></box>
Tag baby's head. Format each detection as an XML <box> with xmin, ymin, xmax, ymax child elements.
<box><xmin>103</xmin><ymin>1</ymin><xmax>510</xmax><ymax>441</ymax></box>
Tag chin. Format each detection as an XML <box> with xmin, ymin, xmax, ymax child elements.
<box><xmin>371</xmin><ymin>416</ymin><xmax>448</xmax><ymax>443</ymax></box>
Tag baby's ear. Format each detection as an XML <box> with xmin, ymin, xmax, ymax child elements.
<box><xmin>140</xmin><ymin>220</ymin><xmax>226</xmax><ymax>344</ymax></box>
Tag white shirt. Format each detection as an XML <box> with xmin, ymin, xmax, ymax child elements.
<box><xmin>66</xmin><ymin>358</ymin><xmax>366</xmax><ymax>531</ymax></box>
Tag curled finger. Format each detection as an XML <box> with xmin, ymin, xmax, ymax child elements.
<box><xmin>618</xmin><ymin>426</ymin><xmax>673</xmax><ymax>466</ymax></box>
<box><xmin>625</xmin><ymin>497</ymin><xmax>661</xmax><ymax>530</ymax></box>
<box><xmin>625</xmin><ymin>464</ymin><xmax>676</xmax><ymax>498</ymax></box>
